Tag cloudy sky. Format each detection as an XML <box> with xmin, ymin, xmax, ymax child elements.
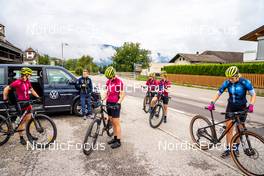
<box><xmin>0</xmin><ymin>0</ymin><xmax>263</xmax><ymax>63</ymax></box>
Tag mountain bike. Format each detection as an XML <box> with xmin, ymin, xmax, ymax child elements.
<box><xmin>149</xmin><ymin>94</ymin><xmax>170</xmax><ymax>128</ymax></box>
<box><xmin>190</xmin><ymin>107</ymin><xmax>264</xmax><ymax>176</ymax></box>
<box><xmin>143</xmin><ymin>91</ymin><xmax>153</xmax><ymax>113</ymax></box>
<box><xmin>0</xmin><ymin>100</ymin><xmax>57</xmax><ymax>148</ymax></box>
<box><xmin>83</xmin><ymin>102</ymin><xmax>114</xmax><ymax>155</ymax></box>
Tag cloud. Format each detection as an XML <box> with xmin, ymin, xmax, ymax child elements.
<box><xmin>0</xmin><ymin>0</ymin><xmax>263</xmax><ymax>63</ymax></box>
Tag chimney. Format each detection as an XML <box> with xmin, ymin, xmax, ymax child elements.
<box><xmin>0</xmin><ymin>24</ymin><xmax>5</xmax><ymax>41</ymax></box>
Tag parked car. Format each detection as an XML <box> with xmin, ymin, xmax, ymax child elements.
<box><xmin>0</xmin><ymin>64</ymin><xmax>100</xmax><ymax>116</ymax></box>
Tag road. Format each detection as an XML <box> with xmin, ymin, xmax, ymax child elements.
<box><xmin>0</xmin><ymin>75</ymin><xmax>263</xmax><ymax>176</ymax></box>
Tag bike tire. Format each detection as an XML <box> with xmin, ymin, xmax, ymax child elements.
<box><xmin>143</xmin><ymin>96</ymin><xmax>150</xmax><ymax>113</ymax></box>
<box><xmin>0</xmin><ymin>115</ymin><xmax>11</xmax><ymax>146</ymax></box>
<box><xmin>231</xmin><ymin>130</ymin><xmax>264</xmax><ymax>176</ymax></box>
<box><xmin>26</xmin><ymin>114</ymin><xmax>57</xmax><ymax>148</ymax></box>
<box><xmin>189</xmin><ymin>115</ymin><xmax>215</xmax><ymax>150</ymax></box>
<box><xmin>106</xmin><ymin>120</ymin><xmax>114</xmax><ymax>137</ymax></box>
<box><xmin>83</xmin><ymin>118</ymin><xmax>101</xmax><ymax>156</ymax></box>
<box><xmin>149</xmin><ymin>104</ymin><xmax>164</xmax><ymax>128</ymax></box>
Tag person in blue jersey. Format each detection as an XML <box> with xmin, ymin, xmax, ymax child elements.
<box><xmin>207</xmin><ymin>66</ymin><xmax>256</xmax><ymax>159</ymax></box>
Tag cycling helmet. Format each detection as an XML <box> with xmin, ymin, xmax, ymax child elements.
<box><xmin>21</xmin><ymin>67</ymin><xmax>33</xmax><ymax>76</ymax></box>
<box><xmin>225</xmin><ymin>66</ymin><xmax>239</xmax><ymax>78</ymax></box>
<box><xmin>160</xmin><ymin>71</ymin><xmax>167</xmax><ymax>77</ymax></box>
<box><xmin>104</xmin><ymin>66</ymin><xmax>116</xmax><ymax>79</ymax></box>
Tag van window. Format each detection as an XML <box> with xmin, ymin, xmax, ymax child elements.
<box><xmin>12</xmin><ymin>70</ymin><xmax>40</xmax><ymax>83</ymax></box>
<box><xmin>0</xmin><ymin>68</ymin><xmax>4</xmax><ymax>84</ymax></box>
<box><xmin>46</xmin><ymin>69</ymin><xmax>72</xmax><ymax>84</ymax></box>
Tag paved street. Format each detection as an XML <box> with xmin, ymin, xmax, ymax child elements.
<box><xmin>0</xmin><ymin>75</ymin><xmax>263</xmax><ymax>176</ymax></box>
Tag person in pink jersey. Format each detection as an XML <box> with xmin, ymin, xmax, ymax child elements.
<box><xmin>3</xmin><ymin>67</ymin><xmax>40</xmax><ymax>145</ymax></box>
<box><xmin>103</xmin><ymin>66</ymin><xmax>125</xmax><ymax>149</ymax></box>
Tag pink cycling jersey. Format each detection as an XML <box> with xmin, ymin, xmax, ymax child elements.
<box><xmin>10</xmin><ymin>79</ymin><xmax>32</xmax><ymax>101</ymax></box>
<box><xmin>158</xmin><ymin>79</ymin><xmax>171</xmax><ymax>96</ymax></box>
<box><xmin>106</xmin><ymin>77</ymin><xmax>124</xmax><ymax>103</ymax></box>
<box><xmin>146</xmin><ymin>78</ymin><xmax>158</xmax><ymax>91</ymax></box>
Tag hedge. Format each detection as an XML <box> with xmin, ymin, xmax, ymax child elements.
<box><xmin>163</xmin><ymin>63</ymin><xmax>264</xmax><ymax>76</ymax></box>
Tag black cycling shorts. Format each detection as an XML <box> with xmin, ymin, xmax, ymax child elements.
<box><xmin>106</xmin><ymin>102</ymin><xmax>121</xmax><ymax>118</ymax></box>
<box><xmin>162</xmin><ymin>96</ymin><xmax>169</xmax><ymax>105</ymax></box>
<box><xmin>225</xmin><ymin>103</ymin><xmax>247</xmax><ymax>122</ymax></box>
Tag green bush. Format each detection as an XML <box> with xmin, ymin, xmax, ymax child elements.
<box><xmin>75</xmin><ymin>67</ymin><xmax>83</xmax><ymax>76</ymax></box>
<box><xmin>163</xmin><ymin>63</ymin><xmax>264</xmax><ymax>76</ymax></box>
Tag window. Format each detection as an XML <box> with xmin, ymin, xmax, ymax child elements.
<box><xmin>46</xmin><ymin>69</ymin><xmax>72</xmax><ymax>84</ymax></box>
<box><xmin>0</xmin><ymin>68</ymin><xmax>4</xmax><ymax>84</ymax></box>
<box><xmin>12</xmin><ymin>70</ymin><xmax>39</xmax><ymax>83</ymax></box>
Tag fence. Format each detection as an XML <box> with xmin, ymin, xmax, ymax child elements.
<box><xmin>167</xmin><ymin>73</ymin><xmax>264</xmax><ymax>89</ymax></box>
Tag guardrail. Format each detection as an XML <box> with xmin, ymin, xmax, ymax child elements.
<box><xmin>167</xmin><ymin>73</ymin><xmax>264</xmax><ymax>89</ymax></box>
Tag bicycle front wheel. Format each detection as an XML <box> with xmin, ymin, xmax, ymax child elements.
<box><xmin>0</xmin><ymin>115</ymin><xmax>11</xmax><ymax>146</ymax></box>
<box><xmin>26</xmin><ymin>114</ymin><xmax>57</xmax><ymax>148</ymax></box>
<box><xmin>143</xmin><ymin>96</ymin><xmax>151</xmax><ymax>113</ymax></box>
<box><xmin>83</xmin><ymin>118</ymin><xmax>101</xmax><ymax>156</ymax></box>
<box><xmin>149</xmin><ymin>104</ymin><xmax>164</xmax><ymax>128</ymax></box>
<box><xmin>231</xmin><ymin>130</ymin><xmax>264</xmax><ymax>176</ymax></box>
<box><xmin>189</xmin><ymin>115</ymin><xmax>215</xmax><ymax>150</ymax></box>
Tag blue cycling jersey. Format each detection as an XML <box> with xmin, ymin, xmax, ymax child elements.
<box><xmin>217</xmin><ymin>78</ymin><xmax>255</xmax><ymax>106</ymax></box>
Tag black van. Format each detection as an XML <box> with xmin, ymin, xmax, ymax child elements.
<box><xmin>0</xmin><ymin>64</ymin><xmax>95</xmax><ymax>116</ymax></box>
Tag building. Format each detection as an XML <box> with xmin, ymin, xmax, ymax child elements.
<box><xmin>24</xmin><ymin>47</ymin><xmax>38</xmax><ymax>65</ymax></box>
<box><xmin>141</xmin><ymin>63</ymin><xmax>176</xmax><ymax>75</ymax></box>
<box><xmin>240</xmin><ymin>25</ymin><xmax>264</xmax><ymax>60</ymax></box>
<box><xmin>201</xmin><ymin>50</ymin><xmax>243</xmax><ymax>63</ymax></box>
<box><xmin>0</xmin><ymin>24</ymin><xmax>23</xmax><ymax>64</ymax></box>
<box><xmin>169</xmin><ymin>53</ymin><xmax>225</xmax><ymax>65</ymax></box>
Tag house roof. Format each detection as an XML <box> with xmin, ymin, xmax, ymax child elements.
<box><xmin>25</xmin><ymin>47</ymin><xmax>35</xmax><ymax>52</ymax></box>
<box><xmin>201</xmin><ymin>50</ymin><xmax>243</xmax><ymax>63</ymax></box>
<box><xmin>0</xmin><ymin>39</ymin><xmax>23</xmax><ymax>54</ymax></box>
<box><xmin>240</xmin><ymin>25</ymin><xmax>264</xmax><ymax>41</ymax></box>
<box><xmin>169</xmin><ymin>53</ymin><xmax>225</xmax><ymax>63</ymax></box>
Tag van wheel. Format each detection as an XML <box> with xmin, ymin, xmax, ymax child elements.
<box><xmin>73</xmin><ymin>99</ymin><xmax>82</xmax><ymax>116</ymax></box>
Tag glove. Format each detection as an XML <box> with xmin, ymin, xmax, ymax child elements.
<box><xmin>207</xmin><ymin>102</ymin><xmax>215</xmax><ymax>111</ymax></box>
<box><xmin>248</xmin><ymin>104</ymin><xmax>254</xmax><ymax>113</ymax></box>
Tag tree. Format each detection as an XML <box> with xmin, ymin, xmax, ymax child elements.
<box><xmin>112</xmin><ymin>42</ymin><xmax>151</xmax><ymax>72</ymax></box>
<box><xmin>76</xmin><ymin>55</ymin><xmax>99</xmax><ymax>73</ymax></box>
<box><xmin>37</xmin><ymin>54</ymin><xmax>50</xmax><ymax>65</ymax></box>
<box><xmin>65</xmin><ymin>59</ymin><xmax>77</xmax><ymax>71</ymax></box>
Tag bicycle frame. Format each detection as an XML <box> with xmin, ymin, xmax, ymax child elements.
<box><xmin>198</xmin><ymin>110</ymin><xmax>246</xmax><ymax>145</ymax></box>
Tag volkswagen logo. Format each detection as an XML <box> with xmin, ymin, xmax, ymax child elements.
<box><xmin>49</xmin><ymin>90</ymin><xmax>59</xmax><ymax>100</ymax></box>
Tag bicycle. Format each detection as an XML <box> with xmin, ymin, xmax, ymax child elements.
<box><xmin>149</xmin><ymin>94</ymin><xmax>170</xmax><ymax>128</ymax></box>
<box><xmin>190</xmin><ymin>107</ymin><xmax>264</xmax><ymax>176</ymax></box>
<box><xmin>0</xmin><ymin>99</ymin><xmax>57</xmax><ymax>148</ymax></box>
<box><xmin>83</xmin><ymin>102</ymin><xmax>114</xmax><ymax>155</ymax></box>
<box><xmin>143</xmin><ymin>91</ymin><xmax>153</xmax><ymax>113</ymax></box>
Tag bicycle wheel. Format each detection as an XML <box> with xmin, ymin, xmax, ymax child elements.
<box><xmin>189</xmin><ymin>115</ymin><xmax>215</xmax><ymax>150</ymax></box>
<box><xmin>0</xmin><ymin>115</ymin><xmax>11</xmax><ymax>146</ymax></box>
<box><xmin>106</xmin><ymin>120</ymin><xmax>114</xmax><ymax>137</ymax></box>
<box><xmin>83</xmin><ymin>118</ymin><xmax>101</xmax><ymax>156</ymax></box>
<box><xmin>149</xmin><ymin>104</ymin><xmax>164</xmax><ymax>128</ymax></box>
<box><xmin>26</xmin><ymin>114</ymin><xmax>57</xmax><ymax>148</ymax></box>
<box><xmin>143</xmin><ymin>96</ymin><xmax>151</xmax><ymax>113</ymax></box>
<box><xmin>231</xmin><ymin>130</ymin><xmax>264</xmax><ymax>176</ymax></box>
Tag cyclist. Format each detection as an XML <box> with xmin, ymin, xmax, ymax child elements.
<box><xmin>146</xmin><ymin>72</ymin><xmax>158</xmax><ymax>96</ymax></box>
<box><xmin>207</xmin><ymin>66</ymin><xmax>256</xmax><ymax>158</ymax></box>
<box><xmin>103</xmin><ymin>66</ymin><xmax>125</xmax><ymax>149</ymax></box>
<box><xmin>3</xmin><ymin>67</ymin><xmax>41</xmax><ymax>145</ymax></box>
<box><xmin>150</xmin><ymin>71</ymin><xmax>171</xmax><ymax>123</ymax></box>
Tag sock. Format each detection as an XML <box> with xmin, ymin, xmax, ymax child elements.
<box><xmin>116</xmin><ymin>139</ymin><xmax>121</xmax><ymax>144</ymax></box>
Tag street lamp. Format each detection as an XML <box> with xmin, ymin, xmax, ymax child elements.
<box><xmin>61</xmin><ymin>42</ymin><xmax>69</xmax><ymax>67</ymax></box>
